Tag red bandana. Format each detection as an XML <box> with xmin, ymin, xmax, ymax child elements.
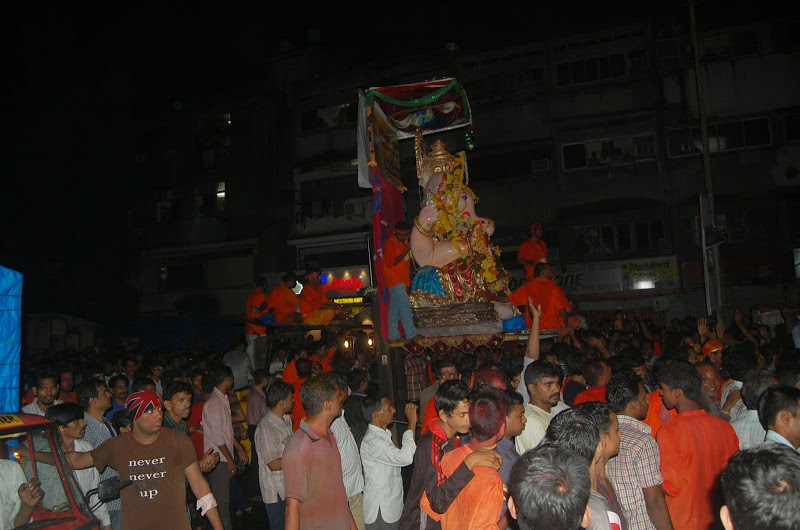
<box><xmin>125</xmin><ymin>390</ymin><xmax>162</xmax><ymax>422</ymax></box>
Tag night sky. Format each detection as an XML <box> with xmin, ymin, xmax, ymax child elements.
<box><xmin>3</xmin><ymin>1</ymin><xmax>791</xmax><ymax>334</ymax></box>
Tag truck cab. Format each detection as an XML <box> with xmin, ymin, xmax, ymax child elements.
<box><xmin>0</xmin><ymin>413</ymin><xmax>100</xmax><ymax>529</ymax></box>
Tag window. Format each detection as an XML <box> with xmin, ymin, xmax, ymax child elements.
<box><xmin>465</xmin><ymin>68</ymin><xmax>546</xmax><ymax>105</ymax></box>
<box><xmin>563</xmin><ymin>144</ymin><xmax>588</xmax><ymax>170</ymax></box>
<box><xmin>159</xmin><ymin>264</ymin><xmax>205</xmax><ymax>292</ymax></box>
<box><xmin>561</xmin><ymin>134</ymin><xmax>655</xmax><ymax>170</ymax></box>
<box><xmin>784</xmin><ymin>115</ymin><xmax>800</xmax><ymax>143</ymax></box>
<box><xmin>771</xmin><ymin>21</ymin><xmax>800</xmax><ymax>52</ymax></box>
<box><xmin>667</xmin><ymin>129</ymin><xmax>701</xmax><ymax>157</ymax></box>
<box><xmin>617</xmin><ymin>223</ymin><xmax>632</xmax><ymax>250</ymax></box>
<box><xmin>574</xmin><ymin>224</ymin><xmax>617</xmax><ymax>257</ymax></box>
<box><xmin>556</xmin><ymin>53</ymin><xmax>626</xmax><ymax>87</ymax></box>
<box><xmin>717</xmin><ymin>121</ymin><xmax>744</xmax><ymax>150</ymax></box>
<box><xmin>667</xmin><ymin>117</ymin><xmax>771</xmax><ymax>157</ymax></box>
<box><xmin>629</xmin><ymin>49</ymin><xmax>649</xmax><ymax>74</ymax></box>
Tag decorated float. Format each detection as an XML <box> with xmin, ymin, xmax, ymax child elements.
<box><xmin>358</xmin><ymin>78</ymin><xmax>526</xmax><ymax>354</ymax></box>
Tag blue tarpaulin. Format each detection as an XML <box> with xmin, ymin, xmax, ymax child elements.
<box><xmin>0</xmin><ymin>265</ymin><xmax>22</xmax><ymax>413</ymax></box>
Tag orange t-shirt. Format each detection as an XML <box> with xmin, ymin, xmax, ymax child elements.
<box><xmin>290</xmin><ymin>377</ymin><xmax>308</xmax><ymax>431</ymax></box>
<box><xmin>245</xmin><ymin>288</ymin><xmax>268</xmax><ymax>335</ymax></box>
<box><xmin>508</xmin><ymin>277</ymin><xmax>571</xmax><ymax>330</ymax></box>
<box><xmin>266</xmin><ymin>284</ymin><xmax>299</xmax><ymax>325</ymax></box>
<box><xmin>282</xmin><ymin>360</ymin><xmax>299</xmax><ymax>385</ymax></box>
<box><xmin>382</xmin><ymin>235</ymin><xmax>410</xmax><ymax>288</ymax></box>
<box><xmin>518</xmin><ymin>238</ymin><xmax>548</xmax><ymax>282</ymax></box>
<box><xmin>573</xmin><ymin>386</ymin><xmax>607</xmax><ymax>405</ymax></box>
<box><xmin>299</xmin><ymin>284</ymin><xmax>329</xmax><ymax>320</ymax></box>
<box><xmin>657</xmin><ymin>410</ymin><xmax>739</xmax><ymax>530</ymax></box>
<box><xmin>643</xmin><ymin>389</ymin><xmax>678</xmax><ymax>439</ymax></box>
<box><xmin>427</xmin><ymin>445</ymin><xmax>505</xmax><ymax>530</ymax></box>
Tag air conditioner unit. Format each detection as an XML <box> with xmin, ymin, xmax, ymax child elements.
<box><xmin>531</xmin><ymin>158</ymin><xmax>551</xmax><ymax>172</ymax></box>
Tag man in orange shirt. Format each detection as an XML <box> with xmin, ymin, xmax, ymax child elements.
<box><xmin>382</xmin><ymin>221</ymin><xmax>418</xmax><ymax>340</ymax></box>
<box><xmin>657</xmin><ymin>360</ymin><xmax>739</xmax><ymax>530</ymax></box>
<box><xmin>299</xmin><ymin>266</ymin><xmax>349</xmax><ymax>325</ymax></box>
<box><xmin>245</xmin><ymin>278</ymin><xmax>270</xmax><ymax>364</ymax></box>
<box><xmin>266</xmin><ymin>272</ymin><xmax>302</xmax><ymax>325</ymax></box>
<box><xmin>509</xmin><ymin>263</ymin><xmax>570</xmax><ymax>331</ymax></box>
<box><xmin>517</xmin><ymin>222</ymin><xmax>548</xmax><ymax>282</ymax></box>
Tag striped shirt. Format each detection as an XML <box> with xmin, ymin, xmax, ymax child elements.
<box><xmin>82</xmin><ymin>412</ymin><xmax>121</xmax><ymax>512</ymax></box>
<box><xmin>606</xmin><ymin>414</ymin><xmax>662</xmax><ymax>530</ymax></box>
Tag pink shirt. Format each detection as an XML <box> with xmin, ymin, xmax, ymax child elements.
<box><xmin>283</xmin><ymin>419</ymin><xmax>351</xmax><ymax>529</ymax></box>
<box><xmin>202</xmin><ymin>387</ymin><xmax>234</xmax><ymax>462</ymax></box>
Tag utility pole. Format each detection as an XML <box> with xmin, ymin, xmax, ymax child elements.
<box><xmin>688</xmin><ymin>0</ymin><xmax>724</xmax><ymax>318</ymax></box>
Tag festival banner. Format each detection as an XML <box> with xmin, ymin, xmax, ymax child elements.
<box><xmin>372</xmin><ymin>108</ymin><xmax>402</xmax><ymax>189</ymax></box>
<box><xmin>371</xmin><ymin>168</ymin><xmax>406</xmax><ymax>339</ymax></box>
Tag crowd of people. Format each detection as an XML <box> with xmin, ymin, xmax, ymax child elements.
<box><xmin>6</xmin><ymin>292</ymin><xmax>800</xmax><ymax>529</ymax></box>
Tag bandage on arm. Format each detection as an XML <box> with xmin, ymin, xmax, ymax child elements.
<box><xmin>196</xmin><ymin>493</ymin><xmax>218</xmax><ymax>516</ymax></box>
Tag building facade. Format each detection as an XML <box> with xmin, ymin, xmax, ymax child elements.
<box><xmin>286</xmin><ymin>18</ymin><xmax>800</xmax><ymax>324</ymax></box>
<box><xmin>131</xmin><ymin>17</ymin><xmax>800</xmax><ymax>328</ymax></box>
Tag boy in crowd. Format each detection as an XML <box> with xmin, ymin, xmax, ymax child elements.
<box><xmin>508</xmin><ymin>444</ymin><xmax>592</xmax><ymax>530</ymax></box>
<box><xmin>657</xmin><ymin>360</ymin><xmax>739</xmax><ymax>530</ymax></box>
<box><xmin>435</xmin><ymin>389</ymin><xmax>508</xmax><ymax>529</ymax></box>
<box><xmin>400</xmin><ymin>380</ymin><xmax>501</xmax><ymax>530</ymax></box>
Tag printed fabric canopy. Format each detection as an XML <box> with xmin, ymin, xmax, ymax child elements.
<box><xmin>363</xmin><ymin>78</ymin><xmax>472</xmax><ymax>139</ymax></box>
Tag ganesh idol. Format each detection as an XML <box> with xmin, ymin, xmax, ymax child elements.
<box><xmin>408</xmin><ymin>135</ymin><xmax>511</xmax><ymax>333</ymax></box>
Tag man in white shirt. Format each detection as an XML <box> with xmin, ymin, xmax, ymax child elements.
<box><xmin>331</xmin><ymin>375</ymin><xmax>366</xmax><ymax>530</ymax></box>
<box><xmin>223</xmin><ymin>343</ymin><xmax>253</xmax><ymax>392</ymax></box>
<box><xmin>731</xmin><ymin>370</ymin><xmax>774</xmax><ymax>449</ymax></box>
<box><xmin>254</xmin><ymin>380</ymin><xmax>295</xmax><ymax>530</ymax></box>
<box><xmin>759</xmin><ymin>385</ymin><xmax>800</xmax><ymax>451</ymax></box>
<box><xmin>21</xmin><ymin>372</ymin><xmax>63</xmax><ymax>416</ymax></box>
<box><xmin>0</xmin><ymin>461</ymin><xmax>42</xmax><ymax>529</ymax></box>
<box><xmin>361</xmin><ymin>394</ymin><xmax>418</xmax><ymax>530</ymax></box>
<box><xmin>516</xmin><ymin>360</ymin><xmax>564</xmax><ymax>454</ymax></box>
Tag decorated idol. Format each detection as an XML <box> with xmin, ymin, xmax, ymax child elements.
<box><xmin>409</xmin><ymin>136</ymin><xmax>510</xmax><ymax>334</ymax></box>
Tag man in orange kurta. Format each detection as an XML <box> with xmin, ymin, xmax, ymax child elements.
<box><xmin>266</xmin><ymin>272</ymin><xmax>301</xmax><ymax>325</ymax></box>
<box><xmin>299</xmin><ymin>267</ymin><xmax>347</xmax><ymax>325</ymax></box>
<box><xmin>517</xmin><ymin>222</ymin><xmax>548</xmax><ymax>282</ymax></box>
<box><xmin>508</xmin><ymin>263</ymin><xmax>570</xmax><ymax>330</ymax></box>
<box><xmin>656</xmin><ymin>360</ymin><xmax>739</xmax><ymax>530</ymax></box>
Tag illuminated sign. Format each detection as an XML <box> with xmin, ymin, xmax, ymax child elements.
<box><xmin>323</xmin><ymin>277</ymin><xmax>364</xmax><ymax>292</ymax></box>
<box><xmin>333</xmin><ymin>297</ymin><xmax>364</xmax><ymax>304</ymax></box>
